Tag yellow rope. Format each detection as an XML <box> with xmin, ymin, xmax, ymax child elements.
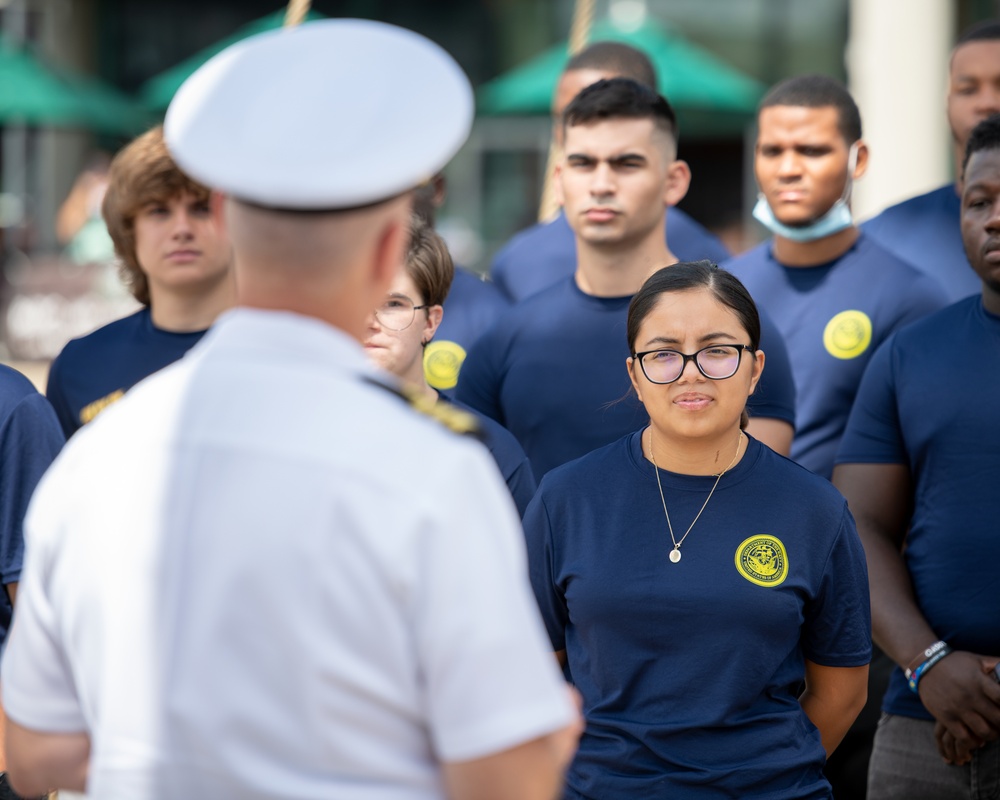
<box><xmin>284</xmin><ymin>0</ymin><xmax>311</xmax><ymax>28</ymax></box>
<box><xmin>567</xmin><ymin>0</ymin><xmax>597</xmax><ymax>54</ymax></box>
<box><xmin>538</xmin><ymin>0</ymin><xmax>596</xmax><ymax>222</ymax></box>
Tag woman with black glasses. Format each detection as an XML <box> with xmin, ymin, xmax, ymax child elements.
<box><xmin>523</xmin><ymin>261</ymin><xmax>871</xmax><ymax>799</ymax></box>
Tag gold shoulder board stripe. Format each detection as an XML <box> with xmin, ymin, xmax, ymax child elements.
<box><xmin>364</xmin><ymin>377</ymin><xmax>484</xmax><ymax>441</ymax></box>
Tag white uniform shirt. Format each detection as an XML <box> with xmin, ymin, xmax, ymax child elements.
<box><xmin>2</xmin><ymin>309</ymin><xmax>573</xmax><ymax>799</ymax></box>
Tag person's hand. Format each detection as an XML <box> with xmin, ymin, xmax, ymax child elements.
<box><xmin>920</xmin><ymin>651</ymin><xmax>1000</xmax><ymax>758</ymax></box>
<box><xmin>935</xmin><ymin>721</ymin><xmax>974</xmax><ymax>765</ymax></box>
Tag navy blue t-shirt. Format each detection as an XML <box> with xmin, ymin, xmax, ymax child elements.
<box><xmin>490</xmin><ymin>208</ymin><xmax>731</xmax><ymax>303</ymax></box>
<box><xmin>46</xmin><ymin>307</ymin><xmax>207</xmax><ymax>438</ymax></box>
<box><xmin>525</xmin><ymin>432</ymin><xmax>871</xmax><ymax>799</ymax></box>
<box><xmin>439</xmin><ymin>393</ymin><xmax>536</xmax><ymax>517</ymax></box>
<box><xmin>862</xmin><ymin>184</ymin><xmax>981</xmax><ymax>303</ymax></box>
<box><xmin>0</xmin><ymin>366</ymin><xmax>64</xmax><ymax>645</ymax></box>
<box><xmin>836</xmin><ymin>297</ymin><xmax>1000</xmax><ymax>721</ymax></box>
<box><xmin>424</xmin><ymin>267</ymin><xmax>510</xmax><ymax>391</ymax></box>
<box><xmin>455</xmin><ymin>277</ymin><xmax>795</xmax><ymax>478</ymax></box>
<box><xmin>725</xmin><ymin>234</ymin><xmax>947</xmax><ymax>478</ymax></box>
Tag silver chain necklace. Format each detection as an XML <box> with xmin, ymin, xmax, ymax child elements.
<box><xmin>649</xmin><ymin>429</ymin><xmax>745</xmax><ymax>564</ymax></box>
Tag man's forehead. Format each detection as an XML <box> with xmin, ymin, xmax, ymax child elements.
<box><xmin>564</xmin><ymin>116</ymin><xmax>665</xmax><ymax>151</ymax></box>
<box><xmin>140</xmin><ymin>188</ymin><xmax>207</xmax><ymax>206</ymax></box>
<box><xmin>950</xmin><ymin>40</ymin><xmax>1000</xmax><ymax>78</ymax></box>
<box><xmin>757</xmin><ymin>104</ymin><xmax>841</xmax><ymax>137</ymax></box>
<box><xmin>965</xmin><ymin>148</ymin><xmax>1000</xmax><ymax>186</ymax></box>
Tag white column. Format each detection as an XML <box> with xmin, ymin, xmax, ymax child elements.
<box><xmin>847</xmin><ymin>0</ymin><xmax>955</xmax><ymax>221</ymax></box>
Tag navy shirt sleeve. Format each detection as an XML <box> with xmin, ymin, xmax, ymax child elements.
<box><xmin>441</xmin><ymin>394</ymin><xmax>537</xmax><ymax>517</ymax></box>
<box><xmin>505</xmin><ymin>458</ymin><xmax>537</xmax><ymax>519</ymax></box>
<box><xmin>747</xmin><ymin>310</ymin><xmax>796</xmax><ymax>425</ymax></box>
<box><xmin>801</xmin><ymin>503</ymin><xmax>872</xmax><ymax>666</ymax></box>
<box><xmin>0</xmin><ymin>377</ymin><xmax>65</xmax><ymax>643</ymax></box>
<box><xmin>44</xmin><ymin>350</ymin><xmax>78</xmax><ymax>439</ymax></box>
<box><xmin>835</xmin><ymin>336</ymin><xmax>908</xmax><ymax>465</ymax></box>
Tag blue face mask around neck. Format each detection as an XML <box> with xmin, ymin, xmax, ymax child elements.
<box><xmin>752</xmin><ymin>143</ymin><xmax>860</xmax><ymax>243</ymax></box>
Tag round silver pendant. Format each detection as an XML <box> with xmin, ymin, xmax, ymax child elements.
<box><xmin>669</xmin><ymin>548</ymin><xmax>682</xmax><ymax>563</ymax></box>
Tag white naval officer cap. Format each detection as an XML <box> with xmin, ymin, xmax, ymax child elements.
<box><xmin>163</xmin><ymin>19</ymin><xmax>473</xmax><ymax>210</ymax></box>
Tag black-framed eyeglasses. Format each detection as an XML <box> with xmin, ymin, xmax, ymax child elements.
<box><xmin>374</xmin><ymin>296</ymin><xmax>430</xmax><ymax>331</ymax></box>
<box><xmin>632</xmin><ymin>344</ymin><xmax>754</xmax><ymax>385</ymax></box>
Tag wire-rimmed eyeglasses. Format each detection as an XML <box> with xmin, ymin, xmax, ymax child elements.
<box><xmin>373</xmin><ymin>296</ymin><xmax>430</xmax><ymax>331</ymax></box>
<box><xmin>632</xmin><ymin>344</ymin><xmax>754</xmax><ymax>385</ymax></box>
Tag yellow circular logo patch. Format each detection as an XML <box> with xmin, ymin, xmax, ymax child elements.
<box><xmin>822</xmin><ymin>310</ymin><xmax>872</xmax><ymax>359</ymax></box>
<box><xmin>424</xmin><ymin>340</ymin><xmax>467</xmax><ymax>390</ymax></box>
<box><xmin>735</xmin><ymin>535</ymin><xmax>788</xmax><ymax>587</ymax></box>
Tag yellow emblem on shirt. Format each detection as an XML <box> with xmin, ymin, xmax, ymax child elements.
<box><xmin>79</xmin><ymin>389</ymin><xmax>125</xmax><ymax>425</ymax></box>
<box><xmin>735</xmin><ymin>535</ymin><xmax>788</xmax><ymax>587</ymax></box>
<box><xmin>423</xmin><ymin>340</ymin><xmax>467</xmax><ymax>390</ymax></box>
<box><xmin>823</xmin><ymin>310</ymin><xmax>872</xmax><ymax>359</ymax></box>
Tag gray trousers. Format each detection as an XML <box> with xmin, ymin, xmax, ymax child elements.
<box><xmin>868</xmin><ymin>714</ymin><xmax>1000</xmax><ymax>800</ymax></box>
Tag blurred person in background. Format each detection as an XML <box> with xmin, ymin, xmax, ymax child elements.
<box><xmin>411</xmin><ymin>175</ymin><xmax>511</xmax><ymax>393</ymax></box>
<box><xmin>45</xmin><ymin>126</ymin><xmax>235</xmax><ymax>439</ymax></box>
<box><xmin>863</xmin><ymin>20</ymin><xmax>1000</xmax><ymax>303</ymax></box>
<box><xmin>56</xmin><ymin>151</ymin><xmax>115</xmax><ymax>268</ymax></box>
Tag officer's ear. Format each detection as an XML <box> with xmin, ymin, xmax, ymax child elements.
<box><xmin>371</xmin><ymin>196</ymin><xmax>412</xmax><ymax>295</ymax></box>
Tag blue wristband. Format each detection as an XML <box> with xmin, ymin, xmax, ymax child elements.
<box><xmin>907</xmin><ymin>644</ymin><xmax>953</xmax><ymax>694</ymax></box>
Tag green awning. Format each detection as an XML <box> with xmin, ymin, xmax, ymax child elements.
<box><xmin>0</xmin><ymin>38</ymin><xmax>150</xmax><ymax>133</ymax></box>
<box><xmin>139</xmin><ymin>9</ymin><xmax>326</xmax><ymax>112</ymax></box>
<box><xmin>477</xmin><ymin>18</ymin><xmax>765</xmax><ymax>137</ymax></box>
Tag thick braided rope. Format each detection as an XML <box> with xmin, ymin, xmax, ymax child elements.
<box><xmin>284</xmin><ymin>0</ymin><xmax>311</xmax><ymax>28</ymax></box>
<box><xmin>537</xmin><ymin>0</ymin><xmax>596</xmax><ymax>222</ymax></box>
<box><xmin>567</xmin><ymin>0</ymin><xmax>597</xmax><ymax>54</ymax></box>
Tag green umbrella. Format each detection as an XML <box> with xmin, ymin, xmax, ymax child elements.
<box><xmin>0</xmin><ymin>37</ymin><xmax>151</xmax><ymax>133</ymax></box>
<box><xmin>140</xmin><ymin>8</ymin><xmax>326</xmax><ymax>112</ymax></box>
<box><xmin>477</xmin><ymin>18</ymin><xmax>765</xmax><ymax>136</ymax></box>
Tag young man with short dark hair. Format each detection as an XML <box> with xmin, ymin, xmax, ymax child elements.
<box><xmin>489</xmin><ymin>42</ymin><xmax>729</xmax><ymax>303</ymax></box>
<box><xmin>724</xmin><ymin>75</ymin><xmax>946</xmax><ymax>481</ymax></box>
